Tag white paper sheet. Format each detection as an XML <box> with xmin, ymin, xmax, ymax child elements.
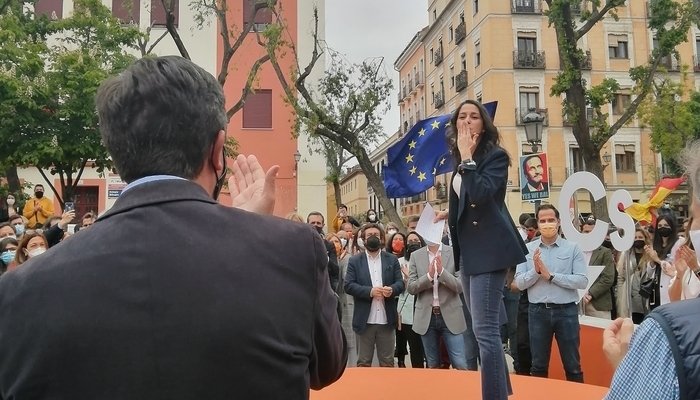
<box><xmin>415</xmin><ymin>202</ymin><xmax>445</xmax><ymax>245</ymax></box>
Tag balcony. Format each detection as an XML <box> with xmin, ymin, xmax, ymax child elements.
<box><xmin>515</xmin><ymin>108</ymin><xmax>549</xmax><ymax>126</ymax></box>
<box><xmin>455</xmin><ymin>21</ymin><xmax>466</xmax><ymax>44</ymax></box>
<box><xmin>563</xmin><ymin>107</ymin><xmax>594</xmax><ymax>127</ymax></box>
<box><xmin>660</xmin><ymin>55</ymin><xmax>680</xmax><ymax>72</ymax></box>
<box><xmin>455</xmin><ymin>70</ymin><xmax>467</xmax><ymax>92</ymax></box>
<box><xmin>694</xmin><ymin>56</ymin><xmax>700</xmax><ymax>72</ymax></box>
<box><xmin>398</xmin><ymin>92</ymin><xmax>404</xmax><ymax>104</ymax></box>
<box><xmin>511</xmin><ymin>0</ymin><xmax>543</xmax><ymax>14</ymax></box>
<box><xmin>434</xmin><ymin>92</ymin><xmax>445</xmax><ymax>109</ymax></box>
<box><xmin>414</xmin><ymin>71</ymin><xmax>424</xmax><ymax>88</ymax></box>
<box><xmin>435</xmin><ymin>183</ymin><xmax>447</xmax><ymax>200</ymax></box>
<box><xmin>513</xmin><ymin>50</ymin><xmax>546</xmax><ymax>69</ymax></box>
<box><xmin>581</xmin><ymin>50</ymin><xmax>592</xmax><ymax>70</ymax></box>
<box><xmin>434</xmin><ymin>47</ymin><xmax>443</xmax><ymax>66</ymax></box>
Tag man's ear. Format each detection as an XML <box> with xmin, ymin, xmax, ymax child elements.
<box><xmin>211</xmin><ymin>130</ymin><xmax>226</xmax><ymax>171</ymax></box>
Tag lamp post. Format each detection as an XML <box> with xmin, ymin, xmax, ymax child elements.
<box><xmin>293</xmin><ymin>150</ymin><xmax>301</xmax><ymax>176</ymax></box>
<box><xmin>602</xmin><ymin>151</ymin><xmax>611</xmax><ymax>167</ymax></box>
<box><xmin>522</xmin><ymin>108</ymin><xmax>545</xmax><ymax>211</ymax></box>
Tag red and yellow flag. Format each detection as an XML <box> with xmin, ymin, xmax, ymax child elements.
<box><xmin>625</xmin><ymin>177</ymin><xmax>686</xmax><ymax>224</ymax></box>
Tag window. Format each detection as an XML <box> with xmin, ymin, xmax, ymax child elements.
<box><xmin>615</xmin><ymin>144</ymin><xmax>636</xmax><ymax>172</ymax></box>
<box><xmin>476</xmin><ymin>93</ymin><xmax>482</xmax><ymax>104</ymax></box>
<box><xmin>34</xmin><ymin>0</ymin><xmax>62</xmax><ymax>19</ymax></box>
<box><xmin>608</xmin><ymin>34</ymin><xmax>629</xmax><ymax>59</ymax></box>
<box><xmin>112</xmin><ymin>0</ymin><xmax>140</xmax><ymax>24</ymax></box>
<box><xmin>475</xmin><ymin>42</ymin><xmax>481</xmax><ymax>66</ymax></box>
<box><xmin>473</xmin><ymin>0</ymin><xmax>479</xmax><ymax>15</ymax></box>
<box><xmin>431</xmin><ymin>84</ymin><xmax>435</xmax><ymax>104</ymax></box>
<box><xmin>242</xmin><ymin>89</ymin><xmax>272</xmax><ymax>129</ymax></box>
<box><xmin>517</xmin><ymin>34</ymin><xmax>537</xmax><ymax>54</ymax></box>
<box><xmin>461</xmin><ymin>53</ymin><xmax>467</xmax><ymax>71</ymax></box>
<box><xmin>151</xmin><ymin>0</ymin><xmax>179</xmax><ymax>27</ymax></box>
<box><xmin>433</xmin><ymin>9</ymin><xmax>437</xmax><ymax>20</ymax></box>
<box><xmin>519</xmin><ymin>88</ymin><xmax>539</xmax><ymax>116</ymax></box>
<box><xmin>449</xmin><ymin>26</ymin><xmax>454</xmax><ymax>43</ymax></box>
<box><xmin>450</xmin><ymin>66</ymin><xmax>455</xmax><ymax>88</ymax></box>
<box><xmin>611</xmin><ymin>93</ymin><xmax>631</xmax><ymax>115</ymax></box>
<box><xmin>243</xmin><ymin>0</ymin><xmax>272</xmax><ymax>27</ymax></box>
<box><xmin>430</xmin><ymin>48</ymin><xmax>434</xmax><ymax>63</ymax></box>
<box><xmin>570</xmin><ymin>146</ymin><xmax>584</xmax><ymax>173</ymax></box>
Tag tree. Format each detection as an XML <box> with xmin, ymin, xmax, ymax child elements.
<box><xmin>265</xmin><ymin>9</ymin><xmax>402</xmax><ymax>228</ymax></box>
<box><xmin>0</xmin><ymin>0</ymin><xmax>142</xmax><ymax>207</ymax></box>
<box><xmin>638</xmin><ymin>74</ymin><xmax>700</xmax><ymax>175</ymax></box>
<box><xmin>545</xmin><ymin>0</ymin><xmax>698</xmax><ymax>220</ymax></box>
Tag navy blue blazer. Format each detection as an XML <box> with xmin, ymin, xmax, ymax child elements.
<box><xmin>343</xmin><ymin>251</ymin><xmax>404</xmax><ymax>334</ymax></box>
<box><xmin>448</xmin><ymin>147</ymin><xmax>528</xmax><ymax>275</ymax></box>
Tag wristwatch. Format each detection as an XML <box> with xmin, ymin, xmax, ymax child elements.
<box><xmin>548</xmin><ymin>274</ymin><xmax>555</xmax><ymax>282</ymax></box>
<box><xmin>458</xmin><ymin>159</ymin><xmax>477</xmax><ymax>174</ymax></box>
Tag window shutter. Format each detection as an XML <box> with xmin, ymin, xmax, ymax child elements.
<box><xmin>243</xmin><ymin>89</ymin><xmax>273</xmax><ymax>129</ymax></box>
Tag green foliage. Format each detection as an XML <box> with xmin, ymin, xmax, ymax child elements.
<box><xmin>0</xmin><ymin>0</ymin><xmax>142</xmax><ymax>203</ymax></box>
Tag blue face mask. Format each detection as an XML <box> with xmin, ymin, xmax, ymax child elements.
<box><xmin>13</xmin><ymin>224</ymin><xmax>25</xmax><ymax>236</ymax></box>
<box><xmin>1</xmin><ymin>250</ymin><xmax>15</xmax><ymax>264</ymax></box>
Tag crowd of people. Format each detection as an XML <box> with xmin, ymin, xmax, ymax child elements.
<box><xmin>0</xmin><ymin>55</ymin><xmax>698</xmax><ymax>400</ymax></box>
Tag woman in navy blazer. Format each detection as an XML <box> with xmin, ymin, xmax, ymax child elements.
<box><xmin>437</xmin><ymin>100</ymin><xmax>527</xmax><ymax>400</ymax></box>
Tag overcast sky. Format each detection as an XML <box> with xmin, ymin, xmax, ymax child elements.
<box><xmin>325</xmin><ymin>1</ymin><xmax>427</xmax><ymax>143</ymax></box>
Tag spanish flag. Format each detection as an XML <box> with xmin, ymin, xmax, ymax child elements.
<box><xmin>625</xmin><ymin>177</ymin><xmax>686</xmax><ymax>224</ymax></box>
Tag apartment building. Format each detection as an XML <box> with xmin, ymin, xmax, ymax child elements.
<box><xmin>390</xmin><ymin>0</ymin><xmax>693</xmax><ymax>220</ymax></box>
<box><xmin>16</xmin><ymin>0</ymin><xmax>326</xmax><ymax>219</ymax></box>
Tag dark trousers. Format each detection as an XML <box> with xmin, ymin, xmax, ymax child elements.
<box><xmin>515</xmin><ymin>290</ymin><xmax>531</xmax><ymax>375</ymax></box>
<box><xmin>528</xmin><ymin>302</ymin><xmax>583</xmax><ymax>383</ymax></box>
<box><xmin>395</xmin><ymin>324</ymin><xmax>425</xmax><ymax>367</ymax></box>
<box><xmin>501</xmin><ymin>286</ymin><xmax>519</xmax><ymax>366</ymax></box>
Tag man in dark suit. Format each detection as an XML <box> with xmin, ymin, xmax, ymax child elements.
<box><xmin>344</xmin><ymin>223</ymin><xmax>404</xmax><ymax>367</ymax></box>
<box><xmin>580</xmin><ymin>220</ymin><xmax>616</xmax><ymax>319</ymax></box>
<box><xmin>0</xmin><ymin>56</ymin><xmax>347</xmax><ymax>400</ymax></box>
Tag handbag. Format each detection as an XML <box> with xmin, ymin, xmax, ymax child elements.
<box><xmin>639</xmin><ymin>265</ymin><xmax>660</xmax><ymax>299</ymax></box>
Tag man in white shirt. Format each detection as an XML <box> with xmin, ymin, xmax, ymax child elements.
<box><xmin>344</xmin><ymin>224</ymin><xmax>404</xmax><ymax>367</ymax></box>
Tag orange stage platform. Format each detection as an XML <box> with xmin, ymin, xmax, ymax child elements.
<box><xmin>312</xmin><ymin>368</ymin><xmax>609</xmax><ymax>400</ymax></box>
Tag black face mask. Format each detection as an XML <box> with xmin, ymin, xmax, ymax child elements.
<box><xmin>365</xmin><ymin>236</ymin><xmax>381</xmax><ymax>252</ymax></box>
<box><xmin>212</xmin><ymin>148</ymin><xmax>227</xmax><ymax>200</ymax></box>
<box><xmin>602</xmin><ymin>240</ymin><xmax>614</xmax><ymax>249</ymax></box>
<box><xmin>35</xmin><ymin>191</ymin><xmax>44</xmax><ymax>199</ymax></box>
<box><xmin>633</xmin><ymin>240</ymin><xmax>646</xmax><ymax>249</ymax></box>
<box><xmin>315</xmin><ymin>225</ymin><xmax>324</xmax><ymax>235</ymax></box>
<box><xmin>657</xmin><ymin>227</ymin><xmax>672</xmax><ymax>238</ymax></box>
<box><xmin>405</xmin><ymin>243</ymin><xmax>422</xmax><ymax>261</ymax></box>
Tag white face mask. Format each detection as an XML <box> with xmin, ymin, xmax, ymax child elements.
<box><xmin>340</xmin><ymin>238</ymin><xmax>347</xmax><ymax>247</ymax></box>
<box><xmin>27</xmin><ymin>247</ymin><xmax>46</xmax><ymax>258</ymax></box>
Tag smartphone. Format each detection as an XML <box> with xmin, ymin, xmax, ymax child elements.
<box><xmin>64</xmin><ymin>202</ymin><xmax>75</xmax><ymax>212</ymax></box>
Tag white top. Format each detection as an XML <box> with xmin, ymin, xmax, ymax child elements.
<box><xmin>452</xmin><ymin>174</ymin><xmax>462</xmax><ymax>199</ymax></box>
<box><xmin>427</xmin><ymin>246</ymin><xmax>442</xmax><ymax>307</ymax></box>
<box><xmin>365</xmin><ymin>251</ymin><xmax>388</xmax><ymax>325</ymax></box>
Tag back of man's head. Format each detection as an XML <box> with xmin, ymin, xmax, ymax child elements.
<box><xmin>518</xmin><ymin>213</ymin><xmax>530</xmax><ymax>226</ymax></box>
<box><xmin>95</xmin><ymin>56</ymin><xmax>226</xmax><ymax>183</ymax></box>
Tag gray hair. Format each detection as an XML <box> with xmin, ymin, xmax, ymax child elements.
<box><xmin>679</xmin><ymin>140</ymin><xmax>700</xmax><ymax>202</ymax></box>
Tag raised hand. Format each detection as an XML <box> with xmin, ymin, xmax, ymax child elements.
<box><xmin>229</xmin><ymin>155</ymin><xmax>279</xmax><ymax>215</ymax></box>
<box><xmin>603</xmin><ymin>318</ymin><xmax>635</xmax><ymax>369</ymax></box>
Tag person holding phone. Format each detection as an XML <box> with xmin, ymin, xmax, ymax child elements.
<box><xmin>332</xmin><ymin>204</ymin><xmax>360</xmax><ymax>233</ymax></box>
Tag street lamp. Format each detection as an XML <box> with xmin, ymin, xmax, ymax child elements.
<box><xmin>523</xmin><ymin>108</ymin><xmax>545</xmax><ymax>152</ymax></box>
<box><xmin>293</xmin><ymin>150</ymin><xmax>301</xmax><ymax>176</ymax></box>
<box><xmin>602</xmin><ymin>151</ymin><xmax>612</xmax><ymax>167</ymax></box>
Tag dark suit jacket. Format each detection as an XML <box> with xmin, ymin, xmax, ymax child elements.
<box><xmin>587</xmin><ymin>246</ymin><xmax>616</xmax><ymax>311</ymax></box>
<box><xmin>344</xmin><ymin>250</ymin><xmax>404</xmax><ymax>334</ymax></box>
<box><xmin>448</xmin><ymin>147</ymin><xmax>528</xmax><ymax>275</ymax></box>
<box><xmin>0</xmin><ymin>179</ymin><xmax>347</xmax><ymax>400</ymax></box>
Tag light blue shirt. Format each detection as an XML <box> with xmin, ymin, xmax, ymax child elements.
<box><xmin>515</xmin><ymin>236</ymin><xmax>588</xmax><ymax>304</ymax></box>
<box><xmin>605</xmin><ymin>318</ymin><xmax>679</xmax><ymax>400</ymax></box>
<box><xmin>121</xmin><ymin>175</ymin><xmax>187</xmax><ymax>194</ymax></box>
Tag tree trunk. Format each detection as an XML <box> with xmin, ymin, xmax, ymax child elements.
<box><xmin>333</xmin><ymin>178</ymin><xmax>342</xmax><ymax>209</ymax></box>
<box><xmin>354</xmin><ymin>150</ymin><xmax>403</xmax><ymax>230</ymax></box>
<box><xmin>582</xmin><ymin>152</ymin><xmax>610</xmax><ymax>222</ymax></box>
<box><xmin>5</xmin><ymin>166</ymin><xmax>21</xmax><ymax>195</ymax></box>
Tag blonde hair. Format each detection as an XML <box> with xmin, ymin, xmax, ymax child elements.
<box><xmin>285</xmin><ymin>212</ymin><xmax>304</xmax><ymax>223</ymax></box>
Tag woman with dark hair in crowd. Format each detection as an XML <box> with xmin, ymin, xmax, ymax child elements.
<box><xmin>435</xmin><ymin>100</ymin><xmax>527</xmax><ymax>399</ymax></box>
<box><xmin>13</xmin><ymin>232</ymin><xmax>48</xmax><ymax>271</ymax></box>
<box><xmin>644</xmin><ymin>215</ymin><xmax>685</xmax><ymax>308</ymax></box>
<box><xmin>386</xmin><ymin>232</ymin><xmax>406</xmax><ymax>259</ymax></box>
<box><xmin>0</xmin><ymin>237</ymin><xmax>19</xmax><ymax>274</ymax></box>
<box><xmin>394</xmin><ymin>231</ymin><xmax>426</xmax><ymax>368</ymax></box>
<box><xmin>616</xmin><ymin>227</ymin><xmax>654</xmax><ymax>324</ymax></box>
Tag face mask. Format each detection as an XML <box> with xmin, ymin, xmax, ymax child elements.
<box><xmin>340</xmin><ymin>238</ymin><xmax>347</xmax><ymax>247</ymax></box>
<box><xmin>387</xmin><ymin>229</ymin><xmax>398</xmax><ymax>236</ymax></box>
<box><xmin>602</xmin><ymin>239</ymin><xmax>613</xmax><ymax>249</ymax></box>
<box><xmin>35</xmin><ymin>191</ymin><xmax>44</xmax><ymax>199</ymax></box>
<box><xmin>405</xmin><ymin>243</ymin><xmax>422</xmax><ymax>261</ymax></box>
<box><xmin>657</xmin><ymin>226</ymin><xmax>672</xmax><ymax>238</ymax></box>
<box><xmin>27</xmin><ymin>247</ymin><xmax>46</xmax><ymax>258</ymax></box>
<box><xmin>6</xmin><ymin>198</ymin><xmax>14</xmax><ymax>206</ymax></box>
<box><xmin>357</xmin><ymin>237</ymin><xmax>364</xmax><ymax>249</ymax></box>
<box><xmin>0</xmin><ymin>250</ymin><xmax>15</xmax><ymax>264</ymax></box>
<box><xmin>14</xmin><ymin>224</ymin><xmax>25</xmax><ymax>236</ymax></box>
<box><xmin>365</xmin><ymin>236</ymin><xmax>381</xmax><ymax>252</ymax></box>
<box><xmin>368</xmin><ymin>214</ymin><xmax>376</xmax><ymax>222</ymax></box>
<box><xmin>633</xmin><ymin>239</ymin><xmax>646</xmax><ymax>249</ymax></box>
<box><xmin>392</xmin><ymin>242</ymin><xmax>405</xmax><ymax>254</ymax></box>
<box><xmin>538</xmin><ymin>222</ymin><xmax>558</xmax><ymax>239</ymax></box>
<box><xmin>527</xmin><ymin>230</ymin><xmax>536</xmax><ymax>240</ymax></box>
<box><xmin>212</xmin><ymin>148</ymin><xmax>227</xmax><ymax>200</ymax></box>
<box><xmin>314</xmin><ymin>225</ymin><xmax>324</xmax><ymax>235</ymax></box>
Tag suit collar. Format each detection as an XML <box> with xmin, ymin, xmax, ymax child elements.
<box><xmin>98</xmin><ymin>179</ymin><xmax>217</xmax><ymax>221</ymax></box>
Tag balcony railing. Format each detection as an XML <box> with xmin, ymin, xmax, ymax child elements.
<box><xmin>694</xmin><ymin>56</ymin><xmax>700</xmax><ymax>72</ymax></box>
<box><xmin>513</xmin><ymin>50</ymin><xmax>546</xmax><ymax>69</ymax></box>
<box><xmin>515</xmin><ymin>108</ymin><xmax>549</xmax><ymax>126</ymax></box>
<box><xmin>660</xmin><ymin>55</ymin><xmax>680</xmax><ymax>72</ymax></box>
<box><xmin>434</xmin><ymin>47</ymin><xmax>443</xmax><ymax>66</ymax></box>
<box><xmin>414</xmin><ymin>71</ymin><xmax>424</xmax><ymax>88</ymax></box>
<box><xmin>455</xmin><ymin>21</ymin><xmax>466</xmax><ymax>44</ymax></box>
<box><xmin>581</xmin><ymin>50</ymin><xmax>592</xmax><ymax>70</ymax></box>
<box><xmin>511</xmin><ymin>0</ymin><xmax>543</xmax><ymax>14</ymax></box>
<box><xmin>455</xmin><ymin>70</ymin><xmax>467</xmax><ymax>92</ymax></box>
<box><xmin>434</xmin><ymin>92</ymin><xmax>445</xmax><ymax>109</ymax></box>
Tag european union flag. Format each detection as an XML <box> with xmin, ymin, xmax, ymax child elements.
<box><xmin>382</xmin><ymin>101</ymin><xmax>498</xmax><ymax>198</ymax></box>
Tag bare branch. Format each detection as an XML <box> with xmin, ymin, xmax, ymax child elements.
<box><xmin>161</xmin><ymin>0</ymin><xmax>190</xmax><ymax>59</ymax></box>
<box><xmin>575</xmin><ymin>0</ymin><xmax>625</xmax><ymax>41</ymax></box>
<box><xmin>226</xmin><ymin>53</ymin><xmax>270</xmax><ymax>119</ymax></box>
<box><xmin>146</xmin><ymin>28</ymin><xmax>170</xmax><ymax>55</ymax></box>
